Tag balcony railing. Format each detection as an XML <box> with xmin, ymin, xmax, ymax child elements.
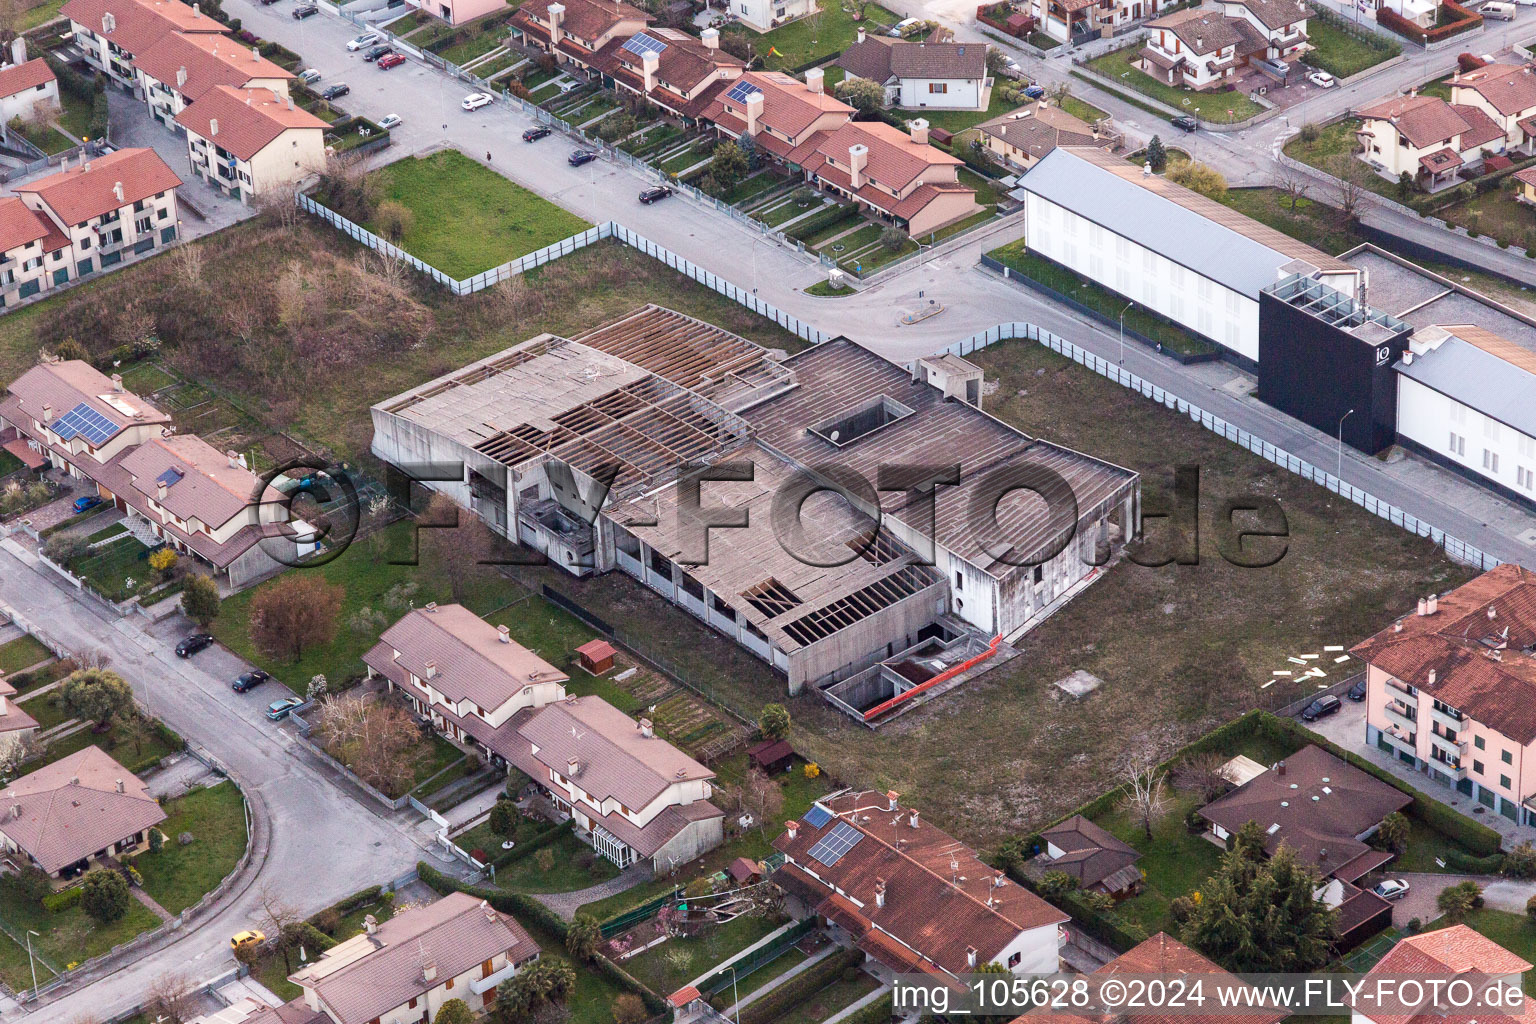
<box><xmin>1382</xmin><ymin>701</ymin><xmax>1417</xmax><ymax>733</ymax></box>
<box><xmin>1430</xmin><ymin>704</ymin><xmax>1464</xmax><ymax>732</ymax></box>
<box><xmin>1385</xmin><ymin>677</ymin><xmax>1418</xmax><ymax>700</ymax></box>
<box><xmin>1380</xmin><ymin>728</ymin><xmax>1417</xmax><ymax>758</ymax></box>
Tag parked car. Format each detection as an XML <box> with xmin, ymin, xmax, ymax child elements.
<box><xmin>377</xmin><ymin>52</ymin><xmax>406</xmax><ymax>69</ymax></box>
<box><xmin>1373</xmin><ymin>878</ymin><xmax>1411</xmax><ymax>901</ymax></box>
<box><xmin>1347</xmin><ymin>678</ymin><xmax>1368</xmax><ymax>702</ymax></box>
<box><xmin>1483</xmin><ymin>1</ymin><xmax>1517</xmax><ymax>18</ymax></box>
<box><xmin>378</xmin><ymin>113</ymin><xmax>403</xmax><ymax>129</ymax></box>
<box><xmin>1307</xmin><ymin>70</ymin><xmax>1337</xmax><ymax>88</ymax></box>
<box><xmin>568</xmin><ymin>149</ymin><xmax>597</xmax><ymax>166</ymax></box>
<box><xmin>462</xmin><ymin>92</ymin><xmax>494</xmax><ymax>111</ymax></box>
<box><xmin>321</xmin><ymin>83</ymin><xmax>350</xmax><ymax>100</ymax></box>
<box><xmin>175</xmin><ymin>633</ymin><xmax>215</xmax><ymax>658</ymax></box>
<box><xmin>522</xmin><ymin>124</ymin><xmax>551</xmax><ymax>141</ymax></box>
<box><xmin>232</xmin><ymin>670</ymin><xmax>271</xmax><ymax>693</ymax></box>
<box><xmin>363</xmin><ymin>43</ymin><xmax>393</xmax><ymax>61</ymax></box>
<box><xmin>1301</xmin><ymin>694</ymin><xmax>1342</xmax><ymax>721</ymax></box>
<box><xmin>265</xmin><ymin>696</ymin><xmax>305</xmax><ymax>720</ymax></box>
<box><xmin>298</xmin><ymin>67</ymin><xmax>322</xmax><ymax>84</ymax></box>
<box><xmin>1023</xmin><ymin>83</ymin><xmax>1045</xmax><ymax>99</ymax></box>
<box><xmin>71</xmin><ymin>495</ymin><xmax>101</xmax><ymax>514</ymax></box>
<box><xmin>259</xmin><ymin>0</ymin><xmax>281</xmax><ymax>6</ymax></box>
<box><xmin>230</xmin><ymin>930</ymin><xmax>266</xmax><ymax>951</ymax></box>
<box><xmin>638</xmin><ymin>184</ymin><xmax>674</xmax><ymax>204</ymax></box>
<box><xmin>347</xmin><ymin>32</ymin><xmax>381</xmax><ymax>51</ymax></box>
<box><xmin>291</xmin><ymin>3</ymin><xmax>317</xmax><ymax>17</ymax></box>
<box><xmin>1172</xmin><ymin>114</ymin><xmax>1198</xmax><ymax>132</ymax></box>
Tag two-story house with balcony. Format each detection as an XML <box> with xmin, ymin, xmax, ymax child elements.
<box><xmin>785</xmin><ymin>117</ymin><xmax>981</xmax><ymax>237</ymax></box>
<box><xmin>1217</xmin><ymin>0</ymin><xmax>1308</xmax><ymax>60</ymax></box>
<box><xmin>1029</xmin><ymin>0</ymin><xmax>1168</xmax><ymax>45</ymax></box>
<box><xmin>0</xmin><ymin>43</ymin><xmax>60</xmax><ymax>128</ymax></box>
<box><xmin>1356</xmin><ymin>93</ymin><xmax>1506</xmax><ymax>190</ymax></box>
<box><xmin>174</xmin><ymin>85</ymin><xmax>327</xmax><ymax>202</ymax></box>
<box><xmin>590</xmin><ymin>28</ymin><xmax>744</xmax><ymax>120</ymax></box>
<box><xmin>12</xmin><ymin>147</ymin><xmax>181</xmax><ymax>287</ymax></box>
<box><xmin>61</xmin><ymin>0</ymin><xmax>226</xmax><ymax>94</ymax></box>
<box><xmin>133</xmin><ymin>31</ymin><xmax>292</xmax><ymax>131</ymax></box>
<box><xmin>700</xmin><ymin>69</ymin><xmax>854</xmax><ymax>163</ymax></box>
<box><xmin>835</xmin><ymin>30</ymin><xmax>993</xmax><ymax>111</ymax></box>
<box><xmin>1449</xmin><ymin>62</ymin><xmax>1536</xmax><ymax>157</ymax></box>
<box><xmin>510</xmin><ymin>0</ymin><xmax>652</xmax><ymax>73</ymax></box>
<box><xmin>1354</xmin><ymin>565</ymin><xmax>1536</xmax><ymax>824</ymax></box>
<box><xmin>1139</xmin><ymin>7</ymin><xmax>1266</xmax><ymax>90</ymax></box>
<box><xmin>274</xmin><ymin>893</ymin><xmax>541</xmax><ymax>1022</ymax></box>
<box><xmin>0</xmin><ymin>197</ymin><xmax>72</xmax><ymax>309</ymax></box>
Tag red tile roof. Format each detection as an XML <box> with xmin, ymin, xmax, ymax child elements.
<box><xmin>61</xmin><ymin>0</ymin><xmax>225</xmax><ymax>54</ymax></box>
<box><xmin>1452</xmin><ymin>62</ymin><xmax>1536</xmax><ymax>117</ymax></box>
<box><xmin>173</xmin><ymin>84</ymin><xmax>326</xmax><ymax>160</ymax></box>
<box><xmin>0</xmin><ymin>745</ymin><xmax>166</xmax><ymax>874</ymax></box>
<box><xmin>1359</xmin><ymin>94</ymin><xmax>1480</xmax><ymax>150</ymax></box>
<box><xmin>711</xmin><ymin>70</ymin><xmax>852</xmax><ymax>140</ymax></box>
<box><xmin>12</xmin><ymin>148</ymin><xmax>181</xmax><ymax>226</ymax></box>
<box><xmin>0</xmin><ymin>58</ymin><xmax>56</xmax><ymax>99</ymax></box>
<box><xmin>1358</xmin><ymin>925</ymin><xmax>1536</xmax><ymax>1024</ymax></box>
<box><xmin>0</xmin><ymin>195</ymin><xmax>52</xmax><ymax>254</ymax></box>
<box><xmin>513</xmin><ymin>0</ymin><xmax>650</xmax><ymax>46</ymax></box>
<box><xmin>133</xmin><ymin>31</ymin><xmax>292</xmax><ymax>101</ymax></box>
<box><xmin>1148</xmin><ymin>8</ymin><xmax>1244</xmax><ymax>53</ymax></box>
<box><xmin>788</xmin><ymin>120</ymin><xmax>961</xmax><ymax>192</ymax></box>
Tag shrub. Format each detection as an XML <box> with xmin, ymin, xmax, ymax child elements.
<box><xmin>1407</xmin><ymin>916</ymin><xmax>1422</xmax><ymax>933</ymax></box>
<box><xmin>1298</xmin><ymin>123</ymin><xmax>1321</xmax><ymax>143</ymax></box>
<box><xmin>43</xmin><ymin>886</ymin><xmax>82</xmax><ymax>913</ymax></box>
<box><xmin>613</xmin><ymin>993</ymin><xmax>648</xmax><ymax>1024</ymax></box>
<box><xmin>1169</xmin><ymin>895</ymin><xmax>1195</xmax><ymax>923</ymax></box>
<box><xmin>1038</xmin><ymin>870</ymin><xmax>1079</xmax><ymax>897</ymax></box>
<box><xmin>1505</xmin><ymin>841</ymin><xmax>1536</xmax><ymax>879</ymax></box>
<box><xmin>312</xmin><ymin>908</ymin><xmax>342</xmax><ymax>934</ymax></box>
<box><xmin>375</xmin><ymin>200</ymin><xmax>415</xmax><ymax>242</ymax></box>
<box><xmin>3</xmin><ymin>865</ymin><xmax>52</xmax><ymax>905</ymax></box>
<box><xmin>81</xmin><ymin>868</ymin><xmax>131</xmax><ymax>922</ymax></box>
<box><xmin>148</xmin><ymin>547</ymin><xmax>178</xmax><ymax>578</ymax></box>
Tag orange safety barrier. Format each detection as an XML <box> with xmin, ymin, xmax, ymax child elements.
<box><xmin>862</xmin><ymin>633</ymin><xmax>1003</xmax><ymax>721</ymax></box>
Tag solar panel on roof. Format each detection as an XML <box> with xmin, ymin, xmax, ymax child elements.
<box><xmin>806</xmin><ymin>821</ymin><xmax>863</xmax><ymax>867</ymax></box>
<box><xmin>725</xmin><ymin>80</ymin><xmax>762</xmax><ymax>104</ymax></box>
<box><xmin>803</xmin><ymin>803</ymin><xmax>833</xmax><ymax>829</ymax></box>
<box><xmin>622</xmin><ymin>32</ymin><xmax>668</xmax><ymax>57</ymax></box>
<box><xmin>50</xmin><ymin>402</ymin><xmax>119</xmax><ymax>446</ymax></box>
<box><xmin>155</xmin><ymin>467</ymin><xmax>185</xmax><ymax>489</ymax></box>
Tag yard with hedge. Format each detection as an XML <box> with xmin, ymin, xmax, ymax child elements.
<box><xmin>1085</xmin><ymin>46</ymin><xmax>1265</xmax><ymax>123</ymax></box>
<box><xmin>133</xmin><ymin>781</ymin><xmax>248</xmax><ymax>915</ymax></box>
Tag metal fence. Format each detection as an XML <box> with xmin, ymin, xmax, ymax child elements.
<box><xmin>600</xmin><ymin>886</ymin><xmax>682</xmax><ymax>936</ymax></box>
<box><xmin>694</xmin><ymin>917</ymin><xmax>816</xmax><ymax>996</ymax></box>
<box><xmin>928</xmin><ymin>322</ymin><xmax>1501</xmax><ymax>572</ymax></box>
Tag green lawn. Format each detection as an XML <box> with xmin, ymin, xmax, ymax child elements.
<box><xmin>724</xmin><ymin>2</ymin><xmax>901</xmax><ymax>70</ymax></box>
<box><xmin>1215</xmin><ymin>186</ymin><xmax>1362</xmax><ymax>253</ymax></box>
<box><xmin>1060</xmin><ymin>93</ymin><xmax>1109</xmax><ymax>124</ymax></box>
<box><xmin>439</xmin><ymin>30</ymin><xmax>507</xmax><ymax>66</ymax></box>
<box><xmin>15</xmin><ymin>690</ymin><xmax>72</xmax><ymax>732</ymax></box>
<box><xmin>56</xmin><ymin>91</ymin><xmax>94</xmax><ymax>142</ymax></box>
<box><xmin>897</xmin><ymin>85</ymin><xmax>1013</xmax><ymax>134</ymax></box>
<box><xmin>1430</xmin><ymin>180</ymin><xmax>1536</xmax><ymax>250</ymax></box>
<box><xmin>1302</xmin><ymin>16</ymin><xmax>1400</xmax><ymax>78</ymax></box>
<box><xmin>1086</xmin><ymin>47</ymin><xmax>1265</xmax><ymax>123</ymax></box>
<box><xmin>988</xmin><ymin>240</ymin><xmax>1219</xmax><ymax>356</ymax></box>
<box><xmin>0</xmin><ymin>636</ymin><xmax>50</xmax><ymax>674</ymax></box>
<box><xmin>84</xmin><ymin>521</ymin><xmax>127</xmax><ymax>544</ymax></box>
<box><xmin>20</xmin><ymin>0</ymin><xmax>66</xmax><ymax>28</ymax></box>
<box><xmin>708</xmin><ymin>946</ymin><xmax>808</xmax><ymax>1008</ymax></box>
<box><xmin>68</xmin><ymin>535</ymin><xmax>163</xmax><ymax>603</ymax></box>
<box><xmin>339</xmin><ymin>150</ymin><xmax>591</xmax><ymax>279</ymax></box>
<box><xmin>0</xmin><ymin>885</ymin><xmax>159</xmax><ymax>989</ymax></box>
<box><xmin>491</xmin><ymin>830</ymin><xmax>621</xmax><ymax>892</ymax></box>
<box><xmin>1282</xmin><ymin>118</ymin><xmax>1360</xmax><ymax>172</ymax></box>
<box><xmin>776</xmin><ymin>969</ymin><xmax>880</xmax><ymax>1024</ymax></box>
<box><xmin>10</xmin><ymin>119</ymin><xmax>72</xmax><ymax>155</ymax></box>
<box><xmin>134</xmin><ymin>781</ymin><xmax>247</xmax><ymax>915</ymax></box>
<box><xmin>623</xmin><ymin>913</ymin><xmax>787</xmax><ymax>995</ymax></box>
<box><xmin>1088</xmin><ymin>792</ymin><xmax>1225</xmax><ymax>934</ymax></box>
<box><xmin>804</xmin><ymin>279</ymin><xmax>854</xmax><ymax>296</ymax></box>
<box><xmin>0</xmin><ymin>448</ymin><xmax>23</xmax><ymax>477</ymax></box>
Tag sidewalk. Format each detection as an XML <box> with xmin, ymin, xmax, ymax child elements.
<box><xmin>719</xmin><ymin>941</ymin><xmax>839</xmax><ymax>1018</ymax></box>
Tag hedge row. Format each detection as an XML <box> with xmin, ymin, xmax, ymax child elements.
<box><xmin>738</xmin><ymin>946</ymin><xmax>866</xmax><ymax>1024</ymax></box>
<box><xmin>416</xmin><ymin>861</ymin><xmax>668</xmax><ymax>1016</ymax></box>
<box><xmin>784</xmin><ymin>204</ymin><xmax>862</xmax><ymax>242</ymax></box>
<box><xmin>839</xmin><ymin>992</ymin><xmax>895</xmax><ymax>1024</ymax></box>
<box><xmin>43</xmin><ymin>886</ymin><xmax>81</xmax><ymax>914</ymax></box>
<box><xmin>335</xmin><ymin>885</ymin><xmax>384</xmax><ymax>914</ymax></box>
<box><xmin>1377</xmin><ymin>0</ymin><xmax>1479</xmax><ymax>42</ymax></box>
<box><xmin>1444</xmin><ymin>849</ymin><xmax>1506</xmax><ymax>874</ymax></box>
<box><xmin>482</xmin><ymin>818</ymin><xmax>565</xmax><ymax>872</ymax></box>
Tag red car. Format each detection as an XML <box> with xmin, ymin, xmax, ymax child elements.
<box><xmin>377</xmin><ymin>53</ymin><xmax>406</xmax><ymax>70</ymax></box>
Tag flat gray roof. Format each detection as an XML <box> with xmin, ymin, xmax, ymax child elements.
<box><xmin>1350</xmin><ymin>249</ymin><xmax>1536</xmax><ymax>354</ymax></box>
<box><xmin>1398</xmin><ymin>335</ymin><xmax>1536</xmax><ymax>438</ymax></box>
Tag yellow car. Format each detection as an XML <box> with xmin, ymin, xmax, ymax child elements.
<box><xmin>230</xmin><ymin>930</ymin><xmax>266</xmax><ymax>951</ymax></box>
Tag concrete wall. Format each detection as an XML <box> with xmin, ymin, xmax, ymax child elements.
<box><xmin>897</xmin><ymin>77</ymin><xmax>985</xmax><ymax>111</ymax></box>
<box><xmin>789</xmin><ymin>573</ymin><xmax>948</xmax><ymax>693</ymax></box>
<box><xmin>1396</xmin><ymin>374</ymin><xmax>1536</xmax><ymax>502</ymax></box>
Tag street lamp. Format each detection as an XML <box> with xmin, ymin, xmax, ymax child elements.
<box><xmin>26</xmin><ymin>929</ymin><xmax>38</xmax><ymax>997</ymax></box>
<box><xmin>1118</xmin><ymin>300</ymin><xmax>1133</xmax><ymax>364</ymax></box>
<box><xmin>1337</xmin><ymin>408</ymin><xmax>1355</xmax><ymax>479</ymax></box>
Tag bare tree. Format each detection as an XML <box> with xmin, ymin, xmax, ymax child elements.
<box><xmin>74</xmin><ymin>648</ymin><xmax>111</xmax><ymax>671</ymax></box>
<box><xmin>416</xmin><ymin>492</ymin><xmax>494</xmax><ymax>603</ymax></box>
<box><xmin>1273</xmin><ymin>160</ymin><xmax>1311</xmax><ymax>214</ymax></box>
<box><xmin>0</xmin><ymin>731</ymin><xmax>40</xmax><ymax>775</ymax></box>
<box><xmin>145</xmin><ymin>973</ymin><xmax>197</xmax><ymax>1024</ymax></box>
<box><xmin>255</xmin><ymin>885</ymin><xmax>308</xmax><ymax>973</ymax></box>
<box><xmin>314</xmin><ymin>694</ymin><xmax>424</xmax><ymax>796</ymax></box>
<box><xmin>740</xmin><ymin>768</ymin><xmax>784</xmax><ymax>835</ymax></box>
<box><xmin>1323</xmin><ymin>154</ymin><xmax>1377</xmax><ymax>226</ymax></box>
<box><xmin>170</xmin><ymin>242</ymin><xmax>205</xmax><ymax>286</ymax></box>
<box><xmin>249</xmin><ymin>574</ymin><xmax>343</xmax><ymax>662</ymax></box>
<box><xmin>1121</xmin><ymin>754</ymin><xmax>1169</xmax><ymax>841</ymax></box>
<box><xmin>1173</xmin><ymin>750</ymin><xmax>1232</xmax><ymax>802</ymax></box>
<box><xmin>254</xmin><ymin>189</ymin><xmax>301</xmax><ymax>231</ymax></box>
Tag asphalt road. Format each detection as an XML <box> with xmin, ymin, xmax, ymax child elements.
<box><xmin>0</xmin><ymin>540</ymin><xmax>434</xmax><ymax>1024</ymax></box>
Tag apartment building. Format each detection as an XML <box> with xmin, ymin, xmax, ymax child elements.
<box><xmin>61</xmin><ymin>0</ymin><xmax>225</xmax><ymax>92</ymax></box>
<box><xmin>772</xmin><ymin>790</ymin><xmax>1068</xmax><ymax>977</ymax></box>
<box><xmin>591</xmin><ymin>27</ymin><xmax>744</xmax><ymax>119</ymax></box>
<box><xmin>978</xmin><ymin>100</ymin><xmax>1116</xmax><ymax>171</ymax></box>
<box><xmin>0</xmin><ymin>148</ymin><xmax>180</xmax><ymax>308</ymax></box>
<box><xmin>511</xmin><ymin>0</ymin><xmax>652</xmax><ymax>70</ymax></box>
<box><xmin>1354</xmin><ymin>565</ymin><xmax>1536</xmax><ymax>825</ymax></box>
<box><xmin>133</xmin><ymin>30</ymin><xmax>292</xmax><ymax>129</ymax></box>
<box><xmin>1448</xmin><ymin>61</ymin><xmax>1536</xmax><ymax>156</ymax></box>
<box><xmin>364</xmin><ymin>602</ymin><xmax>723</xmax><ymax>870</ymax></box>
<box><xmin>174</xmin><ymin>85</ymin><xmax>327</xmax><ymax>201</ymax></box>
<box><xmin>282</xmin><ymin>893</ymin><xmax>541</xmax><ymax>1021</ymax></box>
<box><xmin>0</xmin><ymin>359</ymin><xmax>299</xmax><ymax>585</ymax></box>
<box><xmin>835</xmin><ymin>30</ymin><xmax>993</xmax><ymax>111</ymax></box>
<box><xmin>1357</xmin><ymin>93</ymin><xmax>1505</xmax><ymax>190</ymax></box>
<box><xmin>0</xmin><ymin>49</ymin><xmax>60</xmax><ymax>126</ymax></box>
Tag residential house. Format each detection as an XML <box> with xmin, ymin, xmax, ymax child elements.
<box><xmin>133</xmin><ymin>31</ymin><xmax>293</xmax><ymax>131</ymax></box>
<box><xmin>771</xmin><ymin>790</ymin><xmax>1069</xmax><ymax>977</ymax></box>
<box><xmin>174</xmin><ymin>85</ymin><xmax>328</xmax><ymax>201</ymax></box>
<box><xmin>61</xmin><ymin>0</ymin><xmax>226</xmax><ymax>93</ymax></box>
<box><xmin>1378</xmin><ymin>0</ymin><xmax>1437</xmax><ymax>29</ymax></box>
<box><xmin>1029</xmin><ymin>0</ymin><xmax>1172</xmax><ymax>45</ymax></box>
<box><xmin>591</xmin><ymin>27</ymin><xmax>744</xmax><ymax>120</ymax></box>
<box><xmin>404</xmin><ymin>0</ymin><xmax>507</xmax><ymax>27</ymax></box>
<box><xmin>1515</xmin><ymin>163</ymin><xmax>1536</xmax><ymax>202</ymax></box>
<box><xmin>1217</xmin><ymin>0</ymin><xmax>1309</xmax><ymax>61</ymax></box>
<box><xmin>363</xmin><ymin>601</ymin><xmax>724</xmax><ymax>871</ymax></box>
<box><xmin>0</xmin><ymin>148</ymin><xmax>180</xmax><ymax>307</ymax></box>
<box><xmin>700</xmin><ymin>69</ymin><xmax>854</xmax><ymax>163</ymax></box>
<box><xmin>977</xmin><ymin>100</ymin><xmax>1116</xmax><ymax>171</ymax></box>
<box><xmin>0</xmin><ymin>47</ymin><xmax>60</xmax><ymax>127</ymax></box>
<box><xmin>1449</xmin><ymin>62</ymin><xmax>1536</xmax><ymax>156</ymax></box>
<box><xmin>1353</xmin><ymin>565</ymin><xmax>1536</xmax><ymax>825</ymax></box>
<box><xmin>1356</xmin><ymin>93</ymin><xmax>1506</xmax><ymax>190</ymax></box>
<box><xmin>280</xmin><ymin>892</ymin><xmax>541</xmax><ymax>1021</ymax></box>
<box><xmin>0</xmin><ymin>746</ymin><xmax>165</xmax><ymax>880</ymax></box>
<box><xmin>1352</xmin><ymin>924</ymin><xmax>1533</xmax><ymax>1024</ymax></box>
<box><xmin>1197</xmin><ymin>743</ymin><xmax>1406</xmax><ymax>945</ymax></box>
<box><xmin>1139</xmin><ymin>7</ymin><xmax>1265</xmax><ymax>91</ymax></box>
<box><xmin>835</xmin><ymin>29</ymin><xmax>993</xmax><ymax>111</ymax></box>
<box><xmin>731</xmin><ymin>0</ymin><xmax>815</xmax><ymax>34</ymax></box>
<box><xmin>510</xmin><ymin>0</ymin><xmax>653</xmax><ymax>72</ymax></box>
<box><xmin>1035</xmin><ymin>814</ymin><xmax>1142</xmax><ymax>896</ymax></box>
<box><xmin>0</xmin><ymin>680</ymin><xmax>39</xmax><ymax>741</ymax></box>
<box><xmin>0</xmin><ymin>359</ymin><xmax>302</xmax><ymax>585</ymax></box>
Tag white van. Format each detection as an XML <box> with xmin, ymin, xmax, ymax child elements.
<box><xmin>1483</xmin><ymin>3</ymin><xmax>1516</xmax><ymax>20</ymax></box>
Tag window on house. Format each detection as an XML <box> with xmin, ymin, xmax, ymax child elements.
<box><xmin>1502</xmin><ymin>774</ymin><xmax>1513</xmax><ymax>790</ymax></box>
<box><xmin>1449</xmin><ymin>432</ymin><xmax>1465</xmax><ymax>456</ymax></box>
<box><xmin>1503</xmin><ymin>749</ymin><xmax>1513</xmax><ymax>764</ymax></box>
<box><xmin>1032</xmin><ymin>565</ymin><xmax>1043</xmax><ymax>584</ymax></box>
<box><xmin>1476</xmin><ymin>735</ymin><xmax>1485</xmax><ymax>750</ymax></box>
<box><xmin>954</xmin><ymin>570</ymin><xmax>963</xmax><ymax>590</ymax></box>
<box><xmin>928</xmin><ymin>82</ymin><xmax>948</xmax><ymax>93</ymax></box>
<box><xmin>1474</xmin><ymin>760</ymin><xmax>1485</xmax><ymax>774</ymax></box>
<box><xmin>1484</xmin><ymin>449</ymin><xmax>1500</xmax><ymax>474</ymax></box>
<box><xmin>1519</xmin><ymin>466</ymin><xmax>1534</xmax><ymax>491</ymax></box>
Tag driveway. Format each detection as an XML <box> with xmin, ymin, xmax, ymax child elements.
<box><xmin>0</xmin><ymin>538</ymin><xmax>445</xmax><ymax>1022</ymax></box>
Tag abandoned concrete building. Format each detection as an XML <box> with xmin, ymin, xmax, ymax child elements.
<box><xmin>370</xmin><ymin>306</ymin><xmax>1140</xmax><ymax>721</ymax></box>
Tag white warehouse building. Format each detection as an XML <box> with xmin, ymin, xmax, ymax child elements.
<box><xmin>1016</xmin><ymin>146</ymin><xmax>1363</xmax><ymax>367</ymax></box>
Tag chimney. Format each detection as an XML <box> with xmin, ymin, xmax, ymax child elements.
<box><xmin>424</xmin><ymin>660</ymin><xmax>438</xmax><ymax>679</ymax></box>
<box><xmin>1403</xmin><ymin>350</ymin><xmax>1414</xmax><ymax>365</ymax></box>
<box><xmin>10</xmin><ymin>37</ymin><xmax>24</xmax><ymax>65</ymax></box>
<box><xmin>786</xmin><ymin>820</ymin><xmax>799</xmax><ymax>840</ymax></box>
<box><xmin>227</xmin><ymin>449</ymin><xmax>239</xmax><ymax>469</ymax></box>
<box><xmin>702</xmin><ymin>26</ymin><xmax>719</xmax><ymax>50</ymax></box>
<box><xmin>287</xmin><ymin>95</ymin><xmax>294</xmax><ymax>110</ymax></box>
<box><xmin>1418</xmin><ymin>597</ymin><xmax>1428</xmax><ymax>616</ymax></box>
<box><xmin>111</xmin><ymin>372</ymin><xmax>122</xmax><ymax>391</ymax></box>
<box><xmin>1428</xmin><ymin>668</ymin><xmax>1437</xmax><ymax>686</ymax></box>
<box><xmin>209</xmin><ymin>117</ymin><xmax>219</xmax><ymax>137</ymax></box>
<box><xmin>857</xmin><ymin>25</ymin><xmax>866</xmax><ymax>43</ymax></box>
<box><xmin>101</xmin><ymin>11</ymin><xmax>114</xmax><ymax>32</ymax></box>
<box><xmin>422</xmin><ymin>961</ymin><xmax>437</xmax><ymax>983</ymax></box>
<box><xmin>177</xmin><ymin>66</ymin><xmax>187</xmax><ymax>88</ymax></box>
<box><xmin>496</xmin><ymin>624</ymin><xmax>510</xmax><ymax>643</ymax></box>
<box><xmin>806</xmin><ymin>66</ymin><xmax>825</xmax><ymax>94</ymax></box>
<box><xmin>639</xmin><ymin>718</ymin><xmax>654</xmax><ymax>739</ymax></box>
<box><xmin>112</xmin><ymin>181</ymin><xmax>123</xmax><ymax>204</ymax></box>
<box><xmin>41</xmin><ymin>403</ymin><xmax>52</xmax><ymax>422</ymax></box>
<box><xmin>745</xmin><ymin>91</ymin><xmax>763</xmax><ymax>136</ymax></box>
<box><xmin>1277</xmin><ymin>761</ymin><xmax>1287</xmax><ymax>777</ymax></box>
<box><xmin>874</xmin><ymin>877</ymin><xmax>886</xmax><ymax>907</ymax></box>
<box><xmin>8</xmin><ymin>804</ymin><xmax>17</xmax><ymax>819</ymax></box>
<box><xmin>567</xmin><ymin>756</ymin><xmax>579</xmax><ymax>777</ymax></box>
<box><xmin>69</xmin><ymin>776</ymin><xmax>78</xmax><ymax>786</ymax></box>
<box><xmin>907</xmin><ymin>116</ymin><xmax>928</xmax><ymax>145</ymax></box>
<box><xmin>547</xmin><ymin>2</ymin><xmax>565</xmax><ymax>45</ymax></box>
<box><xmin>908</xmin><ymin>808</ymin><xmax>919</xmax><ymax>829</ymax></box>
<box><xmin>642</xmin><ymin>49</ymin><xmax>659</xmax><ymax>93</ymax></box>
<box><xmin>994</xmin><ymin>869</ymin><xmax>1006</xmax><ymax>888</ymax></box>
<box><xmin>363</xmin><ymin>913</ymin><xmax>378</xmax><ymax>935</ymax></box>
<box><xmin>1144</xmin><ymin>162</ymin><xmax>1153</xmax><ymax>177</ymax></box>
<box><xmin>1394</xmin><ymin>620</ymin><xmax>1404</xmax><ymax>632</ymax></box>
<box><xmin>251</xmin><ymin>46</ymin><xmax>259</xmax><ymax>61</ymax></box>
<box><xmin>115</xmin><ymin>778</ymin><xmax>124</xmax><ymax>793</ymax></box>
<box><xmin>157</xmin><ymin>481</ymin><xmax>167</xmax><ymax>501</ymax></box>
<box><xmin>885</xmin><ymin>790</ymin><xmax>899</xmax><ymax>811</ymax></box>
<box><xmin>425</xmin><ymin>602</ymin><xmax>438</xmax><ymax>612</ymax></box>
<box><xmin>848</xmin><ymin>143</ymin><xmax>868</xmax><ymax>188</ymax></box>
<box><xmin>82</xmin><ymin>160</ymin><xmax>90</xmax><ymax>172</ymax></box>
<box><xmin>966</xmin><ymin>946</ymin><xmax>978</xmax><ymax>968</ymax></box>
<box><xmin>1427</xmin><ymin>593</ymin><xmax>1438</xmax><ymax>614</ymax></box>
